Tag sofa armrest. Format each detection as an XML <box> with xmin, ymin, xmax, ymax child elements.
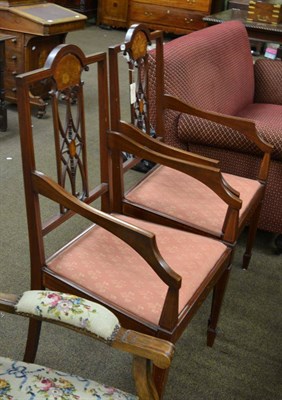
<box><xmin>254</xmin><ymin>59</ymin><xmax>282</xmax><ymax>105</ymax></box>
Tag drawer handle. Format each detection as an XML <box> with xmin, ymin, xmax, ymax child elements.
<box><xmin>256</xmin><ymin>14</ymin><xmax>269</xmax><ymax>22</ymax></box>
<box><xmin>12</xmin><ymin>87</ymin><xmax>17</xmax><ymax>92</ymax></box>
<box><xmin>185</xmin><ymin>18</ymin><xmax>194</xmax><ymax>23</ymax></box>
<box><xmin>187</xmin><ymin>0</ymin><xmax>196</xmax><ymax>3</ymax></box>
<box><xmin>11</xmin><ymin>55</ymin><xmax>17</xmax><ymax>61</ymax></box>
<box><xmin>11</xmin><ymin>38</ymin><xmax>17</xmax><ymax>44</ymax></box>
<box><xmin>144</xmin><ymin>11</ymin><xmax>153</xmax><ymax>16</ymax></box>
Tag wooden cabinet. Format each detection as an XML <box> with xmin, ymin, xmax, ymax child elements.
<box><xmin>2</xmin><ymin>31</ymin><xmax>65</xmax><ymax>103</ymax></box>
<box><xmin>0</xmin><ymin>1</ymin><xmax>86</xmax><ymax>114</ymax></box>
<box><xmin>98</xmin><ymin>0</ymin><xmax>129</xmax><ymax>27</ymax></box>
<box><xmin>98</xmin><ymin>0</ymin><xmax>222</xmax><ymax>34</ymax></box>
<box><xmin>0</xmin><ymin>33</ymin><xmax>14</xmax><ymax>131</ymax></box>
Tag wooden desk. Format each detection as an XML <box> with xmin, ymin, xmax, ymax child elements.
<box><xmin>203</xmin><ymin>8</ymin><xmax>282</xmax><ymax>44</ymax></box>
<box><xmin>0</xmin><ymin>2</ymin><xmax>87</xmax><ymax>116</ymax></box>
<box><xmin>0</xmin><ymin>33</ymin><xmax>14</xmax><ymax>132</ymax></box>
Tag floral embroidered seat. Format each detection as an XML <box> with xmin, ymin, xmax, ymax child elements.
<box><xmin>0</xmin><ymin>357</ymin><xmax>137</xmax><ymax>400</ymax></box>
<box><xmin>0</xmin><ymin>291</ymin><xmax>174</xmax><ymax>400</ymax></box>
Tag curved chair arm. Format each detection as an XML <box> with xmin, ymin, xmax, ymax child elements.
<box><xmin>119</xmin><ymin>121</ymin><xmax>219</xmax><ymax>168</ymax></box>
<box><xmin>0</xmin><ymin>291</ymin><xmax>174</xmax><ymax>368</ymax></box>
<box><xmin>164</xmin><ymin>95</ymin><xmax>273</xmax><ymax>154</ymax></box>
<box><xmin>108</xmin><ymin>127</ymin><xmax>243</xmax><ymax>243</ymax></box>
<box><xmin>32</xmin><ymin>172</ymin><xmax>181</xmax><ymax>290</ymax></box>
<box><xmin>163</xmin><ymin>94</ymin><xmax>273</xmax><ymax>182</ymax></box>
<box><xmin>108</xmin><ymin>128</ymin><xmax>242</xmax><ymax>208</ymax></box>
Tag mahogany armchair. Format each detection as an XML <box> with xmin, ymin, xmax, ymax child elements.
<box><xmin>147</xmin><ymin>21</ymin><xmax>281</xmax><ymax>241</ymax></box>
<box><xmin>0</xmin><ymin>290</ymin><xmax>174</xmax><ymax>399</ymax></box>
<box><xmin>108</xmin><ymin>24</ymin><xmax>273</xmax><ymax>269</ymax></box>
<box><xmin>16</xmin><ymin>43</ymin><xmax>235</xmax><ymax>397</ymax></box>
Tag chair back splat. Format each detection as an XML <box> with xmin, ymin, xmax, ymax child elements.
<box><xmin>107</xmin><ymin>23</ymin><xmax>272</xmax><ymax>270</ymax></box>
<box><xmin>17</xmin><ymin>42</ymin><xmax>233</xmax><ymax>398</ymax></box>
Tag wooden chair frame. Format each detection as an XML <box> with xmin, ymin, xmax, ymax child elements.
<box><xmin>108</xmin><ymin>24</ymin><xmax>273</xmax><ymax>269</ymax></box>
<box><xmin>16</xmin><ymin>43</ymin><xmax>235</xmax><ymax>397</ymax></box>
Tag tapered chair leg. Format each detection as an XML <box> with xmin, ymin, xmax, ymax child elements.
<box><xmin>153</xmin><ymin>364</ymin><xmax>170</xmax><ymax>400</ymax></box>
<box><xmin>23</xmin><ymin>319</ymin><xmax>42</xmax><ymax>363</ymax></box>
<box><xmin>242</xmin><ymin>203</ymin><xmax>262</xmax><ymax>270</ymax></box>
<box><xmin>207</xmin><ymin>265</ymin><xmax>232</xmax><ymax>347</ymax></box>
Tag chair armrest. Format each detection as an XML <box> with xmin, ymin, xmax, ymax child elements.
<box><xmin>108</xmin><ymin>128</ymin><xmax>242</xmax><ymax>207</ymax></box>
<box><xmin>164</xmin><ymin>94</ymin><xmax>273</xmax><ymax>182</ymax></box>
<box><xmin>164</xmin><ymin>95</ymin><xmax>272</xmax><ymax>153</ymax></box>
<box><xmin>119</xmin><ymin>121</ymin><xmax>219</xmax><ymax>168</ymax></box>
<box><xmin>31</xmin><ymin>171</ymin><xmax>181</xmax><ymax>289</ymax></box>
<box><xmin>254</xmin><ymin>59</ymin><xmax>282</xmax><ymax>105</ymax></box>
<box><xmin>0</xmin><ymin>291</ymin><xmax>174</xmax><ymax>370</ymax></box>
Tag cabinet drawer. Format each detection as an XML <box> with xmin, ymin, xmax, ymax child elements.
<box><xmin>129</xmin><ymin>2</ymin><xmax>207</xmax><ymax>31</ymax></box>
<box><xmin>99</xmin><ymin>0</ymin><xmax>128</xmax><ymax>26</ymax></box>
<box><xmin>133</xmin><ymin>0</ymin><xmax>212</xmax><ymax>13</ymax></box>
<box><xmin>0</xmin><ymin>31</ymin><xmax>24</xmax><ymax>95</ymax></box>
<box><xmin>2</xmin><ymin>32</ymin><xmax>24</xmax><ymax>73</ymax></box>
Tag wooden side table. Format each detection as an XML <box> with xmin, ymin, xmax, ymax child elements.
<box><xmin>0</xmin><ymin>33</ymin><xmax>14</xmax><ymax>132</ymax></box>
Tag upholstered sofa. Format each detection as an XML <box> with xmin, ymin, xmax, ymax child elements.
<box><xmin>149</xmin><ymin>21</ymin><xmax>282</xmax><ymax>236</ymax></box>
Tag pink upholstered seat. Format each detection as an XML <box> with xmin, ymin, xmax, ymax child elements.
<box><xmin>126</xmin><ymin>168</ymin><xmax>261</xmax><ymax>238</ymax></box>
<box><xmin>49</xmin><ymin>215</ymin><xmax>227</xmax><ymax>326</ymax></box>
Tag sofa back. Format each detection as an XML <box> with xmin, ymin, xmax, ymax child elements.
<box><xmin>162</xmin><ymin>21</ymin><xmax>255</xmax><ymax>116</ymax></box>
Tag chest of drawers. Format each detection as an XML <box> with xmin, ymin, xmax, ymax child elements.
<box><xmin>98</xmin><ymin>0</ymin><xmax>222</xmax><ymax>34</ymax></box>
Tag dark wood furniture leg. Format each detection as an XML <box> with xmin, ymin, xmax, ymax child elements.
<box><xmin>274</xmin><ymin>234</ymin><xmax>282</xmax><ymax>254</ymax></box>
<box><xmin>0</xmin><ymin>38</ymin><xmax>7</xmax><ymax>131</ymax></box>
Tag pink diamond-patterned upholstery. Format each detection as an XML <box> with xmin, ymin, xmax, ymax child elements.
<box><xmin>149</xmin><ymin>21</ymin><xmax>282</xmax><ymax>234</ymax></box>
<box><xmin>49</xmin><ymin>214</ymin><xmax>227</xmax><ymax>326</ymax></box>
<box><xmin>126</xmin><ymin>167</ymin><xmax>261</xmax><ymax>237</ymax></box>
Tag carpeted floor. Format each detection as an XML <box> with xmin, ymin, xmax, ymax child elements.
<box><xmin>0</xmin><ymin>22</ymin><xmax>281</xmax><ymax>399</ymax></box>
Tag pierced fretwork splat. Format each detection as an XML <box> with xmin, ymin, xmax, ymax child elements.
<box><xmin>122</xmin><ymin>29</ymin><xmax>151</xmax><ymax>136</ymax></box>
<box><xmin>49</xmin><ymin>57</ymin><xmax>89</xmax><ymax>213</ymax></box>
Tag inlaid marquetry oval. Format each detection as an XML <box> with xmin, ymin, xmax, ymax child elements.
<box><xmin>54</xmin><ymin>54</ymin><xmax>81</xmax><ymax>90</ymax></box>
<box><xmin>131</xmin><ymin>31</ymin><xmax>148</xmax><ymax>60</ymax></box>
